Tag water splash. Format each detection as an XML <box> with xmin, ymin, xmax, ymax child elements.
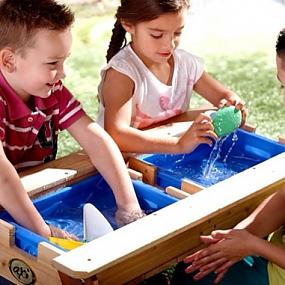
<box><xmin>203</xmin><ymin>135</ymin><xmax>228</xmax><ymax>178</ymax></box>
<box><xmin>202</xmin><ymin>131</ymin><xmax>240</xmax><ymax>183</ymax></box>
<box><xmin>146</xmin><ymin>132</ymin><xmax>262</xmax><ymax>188</ymax></box>
<box><xmin>223</xmin><ymin>130</ymin><xmax>239</xmax><ymax>163</ymax></box>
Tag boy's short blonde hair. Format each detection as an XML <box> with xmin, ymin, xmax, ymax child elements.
<box><xmin>0</xmin><ymin>0</ymin><xmax>74</xmax><ymax>52</ymax></box>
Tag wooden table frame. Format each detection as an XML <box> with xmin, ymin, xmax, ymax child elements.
<box><xmin>0</xmin><ymin>107</ymin><xmax>284</xmax><ymax>285</ymax></box>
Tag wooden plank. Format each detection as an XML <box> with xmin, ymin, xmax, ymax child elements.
<box><xmin>52</xmin><ymin>152</ymin><xmax>285</xmax><ymax>284</ymax></box>
<box><xmin>38</xmin><ymin>242</ymin><xmax>64</xmax><ymax>264</ymax></box>
<box><xmin>181</xmin><ymin>179</ymin><xmax>203</xmax><ymax>194</ymax></box>
<box><xmin>0</xmin><ymin>220</ymin><xmax>15</xmax><ymax>247</ymax></box>
<box><xmin>144</xmin><ymin>121</ymin><xmax>193</xmax><ymax>137</ymax></box>
<box><xmin>127</xmin><ymin>168</ymin><xmax>143</xmax><ymax>181</ymax></box>
<box><xmin>21</xmin><ymin>168</ymin><xmax>77</xmax><ymax>197</ymax></box>
<box><xmin>19</xmin><ymin>151</ymin><xmax>97</xmax><ymax>195</ymax></box>
<box><xmin>165</xmin><ymin>186</ymin><xmax>191</xmax><ymax>199</ymax></box>
<box><xmin>143</xmin><ymin>105</ymin><xmax>216</xmax><ymax>128</ymax></box>
<box><xmin>128</xmin><ymin>157</ymin><xmax>157</xmax><ymax>186</ymax></box>
<box><xmin>241</xmin><ymin>123</ymin><xmax>256</xmax><ymax>133</ymax></box>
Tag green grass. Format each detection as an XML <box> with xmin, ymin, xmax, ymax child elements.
<box><xmin>58</xmin><ymin>7</ymin><xmax>285</xmax><ymax>157</ymax></box>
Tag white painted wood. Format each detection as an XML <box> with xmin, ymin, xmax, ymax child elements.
<box><xmin>21</xmin><ymin>168</ymin><xmax>77</xmax><ymax>196</ymax></box>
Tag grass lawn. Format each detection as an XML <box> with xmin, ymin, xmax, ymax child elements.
<box><xmin>58</xmin><ymin>2</ymin><xmax>285</xmax><ymax>157</ymax></box>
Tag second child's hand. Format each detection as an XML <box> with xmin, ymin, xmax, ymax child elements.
<box><xmin>184</xmin><ymin>229</ymin><xmax>256</xmax><ymax>283</ymax></box>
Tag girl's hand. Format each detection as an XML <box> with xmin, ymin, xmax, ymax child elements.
<box><xmin>178</xmin><ymin>113</ymin><xmax>218</xmax><ymax>153</ymax></box>
<box><xmin>48</xmin><ymin>224</ymin><xmax>79</xmax><ymax>241</ymax></box>
<box><xmin>218</xmin><ymin>94</ymin><xmax>247</xmax><ymax>126</ymax></box>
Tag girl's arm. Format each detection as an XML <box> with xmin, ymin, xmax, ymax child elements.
<box><xmin>102</xmin><ymin>68</ymin><xmax>216</xmax><ymax>154</ymax></box>
<box><xmin>194</xmin><ymin>72</ymin><xmax>243</xmax><ymax>107</ymax></box>
<box><xmin>194</xmin><ymin>72</ymin><xmax>247</xmax><ymax>125</ymax></box>
<box><xmin>67</xmin><ymin>114</ymin><xmax>141</xmax><ymax>212</ymax></box>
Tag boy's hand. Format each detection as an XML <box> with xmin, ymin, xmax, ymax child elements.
<box><xmin>115</xmin><ymin>208</ymin><xmax>146</xmax><ymax>227</ymax></box>
<box><xmin>48</xmin><ymin>224</ymin><xmax>79</xmax><ymax>241</ymax></box>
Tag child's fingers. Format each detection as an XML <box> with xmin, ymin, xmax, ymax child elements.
<box><xmin>192</xmin><ymin>256</ymin><xmax>228</xmax><ymax>275</ymax></box>
<box><xmin>213</xmin><ymin>270</ymin><xmax>227</xmax><ymax>284</ymax></box>
<box><xmin>48</xmin><ymin>224</ymin><xmax>79</xmax><ymax>241</ymax></box>
<box><xmin>217</xmin><ymin>99</ymin><xmax>227</xmax><ymax>108</ymax></box>
<box><xmin>184</xmin><ymin>250</ymin><xmax>203</xmax><ymax>264</ymax></box>
<box><xmin>211</xmin><ymin>229</ymin><xmax>231</xmax><ymax>239</ymax></box>
<box><xmin>194</xmin><ymin>112</ymin><xmax>213</xmax><ymax>123</ymax></box>
<box><xmin>200</xmin><ymin>235</ymin><xmax>221</xmax><ymax>244</ymax></box>
<box><xmin>214</xmin><ymin>260</ymin><xmax>236</xmax><ymax>274</ymax></box>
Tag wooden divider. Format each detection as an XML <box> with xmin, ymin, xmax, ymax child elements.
<box><xmin>181</xmin><ymin>179</ymin><xmax>203</xmax><ymax>194</ymax></box>
<box><xmin>165</xmin><ymin>186</ymin><xmax>191</xmax><ymax>199</ymax></box>
<box><xmin>128</xmin><ymin>157</ymin><xmax>157</xmax><ymax>186</ymax></box>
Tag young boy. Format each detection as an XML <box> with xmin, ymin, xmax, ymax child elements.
<box><xmin>0</xmin><ymin>0</ymin><xmax>144</xmax><ymax>239</ymax></box>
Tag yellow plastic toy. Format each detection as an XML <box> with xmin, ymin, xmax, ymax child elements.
<box><xmin>48</xmin><ymin>237</ymin><xmax>84</xmax><ymax>250</ymax></box>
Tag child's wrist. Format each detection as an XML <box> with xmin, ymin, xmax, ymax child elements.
<box><xmin>115</xmin><ymin>208</ymin><xmax>146</xmax><ymax>227</ymax></box>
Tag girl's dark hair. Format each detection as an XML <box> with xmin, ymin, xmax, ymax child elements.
<box><xmin>106</xmin><ymin>0</ymin><xmax>190</xmax><ymax>62</ymax></box>
<box><xmin>0</xmin><ymin>0</ymin><xmax>74</xmax><ymax>52</ymax></box>
<box><xmin>276</xmin><ymin>29</ymin><xmax>285</xmax><ymax>58</ymax></box>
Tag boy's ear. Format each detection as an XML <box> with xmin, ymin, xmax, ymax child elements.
<box><xmin>121</xmin><ymin>20</ymin><xmax>134</xmax><ymax>34</ymax></box>
<box><xmin>0</xmin><ymin>48</ymin><xmax>16</xmax><ymax>72</ymax></box>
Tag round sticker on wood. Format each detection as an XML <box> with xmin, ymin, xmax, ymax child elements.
<box><xmin>8</xmin><ymin>258</ymin><xmax>36</xmax><ymax>285</ymax></box>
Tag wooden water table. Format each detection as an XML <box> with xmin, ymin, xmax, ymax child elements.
<box><xmin>0</xmin><ymin>107</ymin><xmax>284</xmax><ymax>285</ymax></box>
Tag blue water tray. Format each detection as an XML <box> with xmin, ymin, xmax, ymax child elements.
<box><xmin>0</xmin><ymin>174</ymin><xmax>177</xmax><ymax>256</ymax></box>
<box><xmin>137</xmin><ymin>129</ymin><xmax>285</xmax><ymax>189</ymax></box>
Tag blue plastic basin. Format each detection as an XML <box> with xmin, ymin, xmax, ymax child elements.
<box><xmin>0</xmin><ymin>175</ymin><xmax>177</xmax><ymax>256</ymax></box>
<box><xmin>139</xmin><ymin>129</ymin><xmax>285</xmax><ymax>189</ymax></box>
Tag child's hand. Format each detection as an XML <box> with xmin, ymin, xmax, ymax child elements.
<box><xmin>178</xmin><ymin>113</ymin><xmax>218</xmax><ymax>153</ymax></box>
<box><xmin>183</xmin><ymin>229</ymin><xmax>256</xmax><ymax>283</ymax></box>
<box><xmin>218</xmin><ymin>94</ymin><xmax>247</xmax><ymax>126</ymax></box>
<box><xmin>115</xmin><ymin>208</ymin><xmax>146</xmax><ymax>227</ymax></box>
<box><xmin>48</xmin><ymin>224</ymin><xmax>79</xmax><ymax>241</ymax></box>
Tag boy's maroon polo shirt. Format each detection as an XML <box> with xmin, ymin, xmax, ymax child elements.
<box><xmin>0</xmin><ymin>72</ymin><xmax>85</xmax><ymax>170</ymax></box>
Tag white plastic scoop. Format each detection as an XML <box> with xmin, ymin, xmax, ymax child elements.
<box><xmin>83</xmin><ymin>203</ymin><xmax>114</xmax><ymax>242</ymax></box>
